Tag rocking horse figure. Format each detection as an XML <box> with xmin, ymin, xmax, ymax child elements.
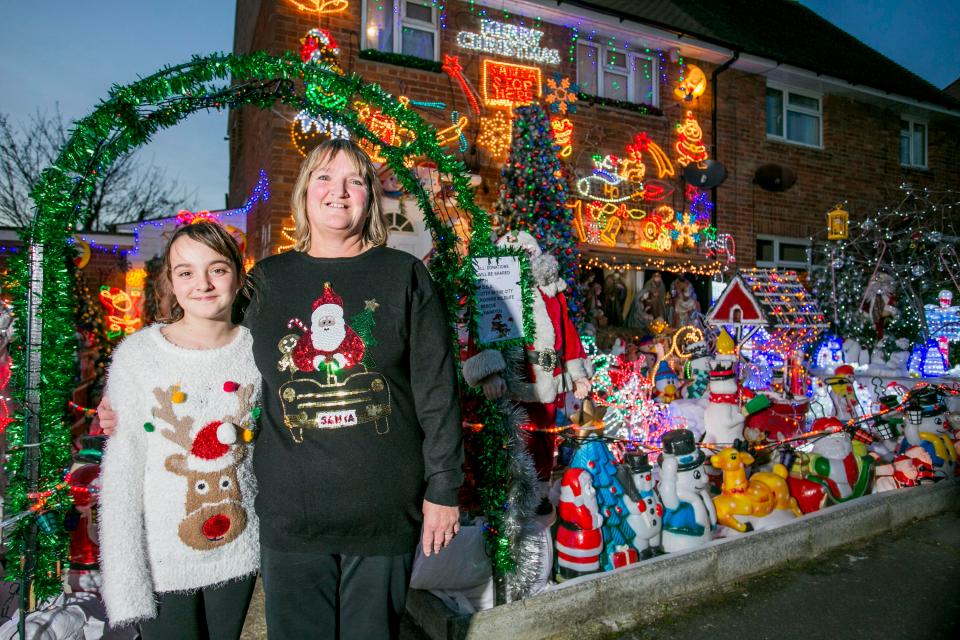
<box><xmin>710</xmin><ymin>446</ymin><xmax>801</xmax><ymax>533</ymax></box>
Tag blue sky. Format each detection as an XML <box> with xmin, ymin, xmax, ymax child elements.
<box><xmin>1</xmin><ymin>2</ymin><xmax>957</xmax><ymax>220</ymax></box>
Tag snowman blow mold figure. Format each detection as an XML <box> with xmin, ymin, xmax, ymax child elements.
<box><xmin>900</xmin><ymin>387</ymin><xmax>957</xmax><ymax>479</ymax></box>
<box><xmin>658</xmin><ymin>429</ymin><xmax>717</xmax><ymax>553</ymax></box>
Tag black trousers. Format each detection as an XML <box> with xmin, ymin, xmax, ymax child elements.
<box><xmin>261</xmin><ymin>545</ymin><xmax>414</xmax><ymax>640</ymax></box>
<box><xmin>139</xmin><ymin>573</ymin><xmax>256</xmax><ymax>640</ymax></box>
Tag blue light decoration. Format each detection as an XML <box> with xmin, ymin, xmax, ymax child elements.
<box><xmin>907</xmin><ymin>338</ymin><xmax>948</xmax><ymax>378</ymax></box>
<box><xmin>924</xmin><ymin>302</ymin><xmax>960</xmax><ymax>341</ymax></box>
<box><xmin>813</xmin><ymin>334</ymin><xmax>844</xmax><ymax>370</ymax></box>
<box><xmin>69</xmin><ymin>170</ymin><xmax>271</xmax><ymax>258</ymax></box>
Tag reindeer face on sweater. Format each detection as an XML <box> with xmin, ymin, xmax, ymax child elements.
<box><xmin>152</xmin><ymin>384</ymin><xmax>255</xmax><ymax>551</ymax></box>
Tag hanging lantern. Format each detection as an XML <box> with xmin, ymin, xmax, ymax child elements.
<box><xmin>827</xmin><ymin>205</ymin><xmax>849</xmax><ymax>240</ymax></box>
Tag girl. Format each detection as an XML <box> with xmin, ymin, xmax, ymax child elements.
<box><xmin>98</xmin><ymin>221</ymin><xmax>260</xmax><ymax>639</ymax></box>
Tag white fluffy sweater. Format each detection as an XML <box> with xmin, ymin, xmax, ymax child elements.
<box><xmin>98</xmin><ymin>324</ymin><xmax>260</xmax><ymax>626</ymax></box>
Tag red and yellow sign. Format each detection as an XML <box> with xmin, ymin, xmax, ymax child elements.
<box><xmin>482</xmin><ymin>59</ymin><xmax>542</xmax><ymax>109</ymax></box>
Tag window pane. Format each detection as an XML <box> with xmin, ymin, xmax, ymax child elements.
<box><xmin>900</xmin><ymin>120</ymin><xmax>912</xmax><ymax>164</ymax></box>
<box><xmin>787</xmin><ymin>110</ymin><xmax>819</xmax><ymax>145</ymax></box>
<box><xmin>603</xmin><ymin>71</ymin><xmax>628</xmax><ymax>101</ymax></box>
<box><xmin>914</xmin><ymin>123</ymin><xmax>926</xmax><ymax>165</ymax></box>
<box><xmin>766</xmin><ymin>88</ymin><xmax>783</xmax><ymax>136</ymax></box>
<box><xmin>779</xmin><ymin>243</ymin><xmax>808</xmax><ymax>263</ymax></box>
<box><xmin>577</xmin><ymin>44</ymin><xmax>598</xmax><ymax>95</ymax></box>
<box><xmin>634</xmin><ymin>56</ymin><xmax>655</xmax><ymax>105</ymax></box>
<box><xmin>405</xmin><ymin>1</ymin><xmax>433</xmax><ymax>23</ymax></box>
<box><xmin>365</xmin><ymin>0</ymin><xmax>394</xmax><ymax>51</ymax></box>
<box><xmin>787</xmin><ymin>92</ymin><xmax>818</xmax><ymax>110</ymax></box>
<box><xmin>606</xmin><ymin>51</ymin><xmax>627</xmax><ymax>68</ymax></box>
<box><xmin>757</xmin><ymin>239</ymin><xmax>774</xmax><ymax>263</ymax></box>
<box><xmin>401</xmin><ymin>26</ymin><xmax>434</xmax><ymax>59</ymax></box>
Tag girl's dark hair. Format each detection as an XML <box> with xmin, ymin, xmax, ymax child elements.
<box><xmin>154</xmin><ymin>221</ymin><xmax>250</xmax><ymax>323</ymax></box>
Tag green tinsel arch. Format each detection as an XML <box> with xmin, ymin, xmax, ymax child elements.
<box><xmin>3</xmin><ymin>51</ymin><xmax>530</xmax><ymax>601</ymax></box>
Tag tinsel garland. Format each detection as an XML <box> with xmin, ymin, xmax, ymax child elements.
<box><xmin>357</xmin><ymin>48</ymin><xmax>443</xmax><ymax>73</ymax></box>
<box><xmin>3</xmin><ymin>50</ymin><xmax>534</xmax><ymax>599</ymax></box>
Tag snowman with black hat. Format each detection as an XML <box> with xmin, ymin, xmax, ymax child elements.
<box><xmin>658</xmin><ymin>429</ymin><xmax>717</xmax><ymax>553</ymax></box>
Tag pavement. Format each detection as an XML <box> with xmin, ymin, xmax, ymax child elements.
<box><xmin>616</xmin><ymin>510</ymin><xmax>960</xmax><ymax>640</ymax></box>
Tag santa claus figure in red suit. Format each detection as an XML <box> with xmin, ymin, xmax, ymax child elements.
<box><xmin>462</xmin><ymin>231</ymin><xmax>592</xmax><ymax>508</ymax></box>
<box><xmin>555</xmin><ymin>465</ymin><xmax>603</xmax><ymax>580</ymax></box>
<box><xmin>293</xmin><ymin>282</ymin><xmax>365</xmax><ymax>372</ymax></box>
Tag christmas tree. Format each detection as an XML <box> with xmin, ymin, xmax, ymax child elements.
<box><xmin>496</xmin><ymin>103</ymin><xmax>579</xmax><ymax>310</ymax></box>
<box><xmin>809</xmin><ymin>186</ymin><xmax>960</xmax><ymax>354</ymax></box>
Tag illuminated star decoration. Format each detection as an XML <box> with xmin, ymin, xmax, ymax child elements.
<box><xmin>544</xmin><ymin>73</ymin><xmax>579</xmax><ymax>115</ymax></box>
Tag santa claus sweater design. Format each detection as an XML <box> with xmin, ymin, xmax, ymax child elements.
<box><xmin>98</xmin><ymin>325</ymin><xmax>260</xmax><ymax>626</ymax></box>
<box><xmin>245</xmin><ymin>247</ymin><xmax>463</xmax><ymax>556</ymax></box>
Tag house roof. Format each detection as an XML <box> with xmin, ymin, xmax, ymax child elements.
<box><xmin>560</xmin><ymin>0</ymin><xmax>959</xmax><ymax>110</ymax></box>
<box><xmin>708</xmin><ymin>269</ymin><xmax>828</xmax><ymax>331</ymax></box>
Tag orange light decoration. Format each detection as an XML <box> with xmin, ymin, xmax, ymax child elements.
<box><xmin>435</xmin><ymin>114</ymin><xmax>469</xmax><ymax>148</ymax></box>
<box><xmin>290</xmin><ymin>112</ymin><xmax>349</xmax><ymax>157</ymax></box>
<box><xmin>672</xmin><ymin>211</ymin><xmax>702</xmax><ymax>250</ymax></box>
<box><xmin>550</xmin><ymin>117</ymin><xmax>574</xmax><ymax>159</ymax></box>
<box><xmin>284</xmin><ymin>0</ymin><xmax>348</xmax><ymax>15</ymax></box>
<box><xmin>580</xmin><ymin>255</ymin><xmax>726</xmax><ymax>277</ymax></box>
<box><xmin>125</xmin><ymin>268</ymin><xmax>147</xmax><ymax>289</ymax></box>
<box><xmin>477</xmin><ymin>110</ymin><xmax>513</xmax><ymax>158</ymax></box>
<box><xmin>442</xmin><ymin>55</ymin><xmax>481</xmax><ymax>115</ymax></box>
<box><xmin>827</xmin><ymin>204</ymin><xmax>849</xmax><ymax>240</ymax></box>
<box><xmin>73</xmin><ymin>238</ymin><xmax>91</xmax><ymax>268</ymax></box>
<box><xmin>243</xmin><ymin>257</ymin><xmax>257</xmax><ymax>273</ymax></box>
<box><xmin>627</xmin><ymin>132</ymin><xmax>675</xmax><ymax>178</ymax></box>
<box><xmin>353</xmin><ymin>100</ymin><xmax>415</xmax><ymax>164</ymax></box>
<box><xmin>278</xmin><ymin>216</ymin><xmax>297</xmax><ymax>253</ymax></box>
<box><xmin>99</xmin><ymin>285</ymin><xmax>143</xmax><ymax>339</ymax></box>
<box><xmin>481</xmin><ymin>59</ymin><xmax>542</xmax><ymax>110</ymax></box>
<box><xmin>674</xmin><ymin>64</ymin><xmax>707</xmax><ymax>101</ymax></box>
<box><xmin>675</xmin><ymin>111</ymin><xmax>708</xmax><ymax>167</ymax></box>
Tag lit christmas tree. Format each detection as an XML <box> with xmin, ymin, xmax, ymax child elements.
<box><xmin>496</xmin><ymin>103</ymin><xmax>579</xmax><ymax>310</ymax></box>
<box><xmin>810</xmin><ymin>186</ymin><xmax>960</xmax><ymax>355</ymax></box>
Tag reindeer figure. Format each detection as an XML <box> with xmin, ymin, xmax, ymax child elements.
<box><xmin>152</xmin><ymin>384</ymin><xmax>255</xmax><ymax>551</ymax></box>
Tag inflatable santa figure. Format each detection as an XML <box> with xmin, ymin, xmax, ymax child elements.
<box><xmin>462</xmin><ymin>232</ymin><xmax>591</xmax><ymax>500</ymax></box>
<box><xmin>292</xmin><ymin>282</ymin><xmax>365</xmax><ymax>373</ymax></box>
<box><xmin>556</xmin><ymin>462</ymin><xmax>603</xmax><ymax>580</ymax></box>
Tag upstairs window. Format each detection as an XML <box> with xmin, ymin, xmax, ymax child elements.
<box><xmin>363</xmin><ymin>1</ymin><xmax>438</xmax><ymax>61</ymax></box>
<box><xmin>766</xmin><ymin>86</ymin><xmax>821</xmax><ymax>148</ymax></box>
<box><xmin>900</xmin><ymin>118</ymin><xmax>927</xmax><ymax>168</ymax></box>
<box><xmin>576</xmin><ymin>42</ymin><xmax>659</xmax><ymax>107</ymax></box>
<box><xmin>756</xmin><ymin>235</ymin><xmax>810</xmax><ymax>271</ymax></box>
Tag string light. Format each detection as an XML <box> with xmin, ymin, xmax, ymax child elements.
<box><xmin>550</xmin><ymin>117</ymin><xmax>574</xmax><ymax>159</ymax></box>
<box><xmin>457</xmin><ymin>18</ymin><xmax>560</xmax><ymax>64</ymax></box>
<box><xmin>544</xmin><ymin>74</ymin><xmax>578</xmax><ymax>115</ymax></box>
<box><xmin>477</xmin><ymin>110</ymin><xmax>512</xmax><ymax>157</ymax></box>
<box><xmin>481</xmin><ymin>59</ymin><xmax>542</xmax><ymax>109</ymax></box>
<box><xmin>441</xmin><ymin>55</ymin><xmax>481</xmax><ymax>115</ymax></box>
<box><xmin>580</xmin><ymin>254</ymin><xmax>726</xmax><ymax>276</ymax></box>
<box><xmin>675</xmin><ymin>110</ymin><xmax>708</xmax><ymax>167</ymax></box>
<box><xmin>283</xmin><ymin>0</ymin><xmax>348</xmax><ymax>15</ymax></box>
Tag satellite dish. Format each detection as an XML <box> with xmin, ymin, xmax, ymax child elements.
<box><xmin>683</xmin><ymin>160</ymin><xmax>727</xmax><ymax>189</ymax></box>
<box><xmin>754</xmin><ymin>164</ymin><xmax>797</xmax><ymax>192</ymax></box>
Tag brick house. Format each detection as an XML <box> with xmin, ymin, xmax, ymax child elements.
<box><xmin>230</xmin><ymin>0</ymin><xmax>960</xmax><ymax>326</ymax></box>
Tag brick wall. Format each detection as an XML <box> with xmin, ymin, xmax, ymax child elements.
<box><xmin>230</xmin><ymin>0</ymin><xmax>960</xmax><ymax>265</ymax></box>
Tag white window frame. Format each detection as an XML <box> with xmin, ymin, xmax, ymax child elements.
<box><xmin>756</xmin><ymin>235</ymin><xmax>810</xmax><ymax>270</ymax></box>
<box><xmin>766</xmin><ymin>84</ymin><xmax>823</xmax><ymax>149</ymax></box>
<box><xmin>576</xmin><ymin>41</ymin><xmax>659</xmax><ymax>107</ymax></box>
<box><xmin>361</xmin><ymin>1</ymin><xmax>439</xmax><ymax>61</ymax></box>
<box><xmin>900</xmin><ymin>117</ymin><xmax>928</xmax><ymax>168</ymax></box>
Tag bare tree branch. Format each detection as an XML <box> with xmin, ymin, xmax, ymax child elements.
<box><xmin>0</xmin><ymin>107</ymin><xmax>196</xmax><ymax>230</ymax></box>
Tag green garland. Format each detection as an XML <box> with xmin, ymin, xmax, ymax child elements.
<box><xmin>358</xmin><ymin>49</ymin><xmax>443</xmax><ymax>73</ymax></box>
<box><xmin>3</xmin><ymin>50</ymin><xmax>530</xmax><ymax>600</ymax></box>
<box><xmin>576</xmin><ymin>92</ymin><xmax>664</xmax><ymax>117</ymax></box>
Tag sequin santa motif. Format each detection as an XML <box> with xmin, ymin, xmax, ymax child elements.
<box><xmin>278</xmin><ymin>282</ymin><xmax>391</xmax><ymax>442</ymax></box>
<box><xmin>292</xmin><ymin>282</ymin><xmax>365</xmax><ymax>373</ymax></box>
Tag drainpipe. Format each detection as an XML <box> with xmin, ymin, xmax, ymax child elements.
<box><xmin>711</xmin><ymin>51</ymin><xmax>739</xmax><ymax>228</ymax></box>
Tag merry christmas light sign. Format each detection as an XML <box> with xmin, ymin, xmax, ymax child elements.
<box><xmin>457</xmin><ymin>19</ymin><xmax>560</xmax><ymax>65</ymax></box>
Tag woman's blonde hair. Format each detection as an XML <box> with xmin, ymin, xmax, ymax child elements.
<box><xmin>154</xmin><ymin>221</ymin><xmax>250</xmax><ymax>323</ymax></box>
<box><xmin>290</xmin><ymin>138</ymin><xmax>388</xmax><ymax>252</ymax></box>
